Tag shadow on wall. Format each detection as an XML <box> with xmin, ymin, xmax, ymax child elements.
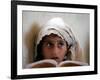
<box><xmin>24</xmin><ymin>23</ymin><xmax>40</xmax><ymax>65</ymax></box>
<box><xmin>85</xmin><ymin>39</ymin><xmax>90</xmax><ymax>65</ymax></box>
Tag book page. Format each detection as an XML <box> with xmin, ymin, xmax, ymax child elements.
<box><xmin>58</xmin><ymin>61</ymin><xmax>88</xmax><ymax>67</ymax></box>
<box><xmin>26</xmin><ymin>59</ymin><xmax>58</xmax><ymax>68</ymax></box>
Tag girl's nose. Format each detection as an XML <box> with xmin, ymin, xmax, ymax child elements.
<box><xmin>52</xmin><ymin>45</ymin><xmax>59</xmax><ymax>56</ymax></box>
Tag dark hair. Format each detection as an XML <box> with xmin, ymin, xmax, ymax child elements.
<box><xmin>34</xmin><ymin>40</ymin><xmax>44</xmax><ymax>61</ymax></box>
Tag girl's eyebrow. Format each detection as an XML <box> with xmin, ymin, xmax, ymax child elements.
<box><xmin>43</xmin><ymin>39</ymin><xmax>65</xmax><ymax>43</ymax></box>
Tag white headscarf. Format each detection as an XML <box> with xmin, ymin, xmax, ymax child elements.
<box><xmin>34</xmin><ymin>17</ymin><xmax>83</xmax><ymax>62</ymax></box>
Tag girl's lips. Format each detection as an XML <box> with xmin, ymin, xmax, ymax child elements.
<box><xmin>51</xmin><ymin>57</ymin><xmax>59</xmax><ymax>60</ymax></box>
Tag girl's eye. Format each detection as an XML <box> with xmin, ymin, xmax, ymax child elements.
<box><xmin>47</xmin><ymin>43</ymin><xmax>51</xmax><ymax>47</ymax></box>
<box><xmin>47</xmin><ymin>43</ymin><xmax>53</xmax><ymax>47</ymax></box>
<box><xmin>43</xmin><ymin>42</ymin><xmax>53</xmax><ymax>47</ymax></box>
<box><xmin>58</xmin><ymin>42</ymin><xmax>65</xmax><ymax>47</ymax></box>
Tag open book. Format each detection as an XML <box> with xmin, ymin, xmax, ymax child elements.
<box><xmin>26</xmin><ymin>59</ymin><xmax>88</xmax><ymax>68</ymax></box>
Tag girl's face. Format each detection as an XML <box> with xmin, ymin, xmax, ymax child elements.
<box><xmin>42</xmin><ymin>34</ymin><xmax>68</xmax><ymax>63</ymax></box>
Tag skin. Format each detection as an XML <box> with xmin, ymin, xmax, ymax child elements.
<box><xmin>42</xmin><ymin>34</ymin><xmax>68</xmax><ymax>63</ymax></box>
